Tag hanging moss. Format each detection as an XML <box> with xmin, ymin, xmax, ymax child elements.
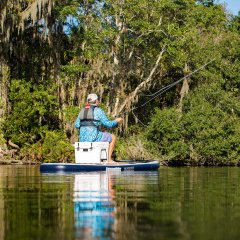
<box><xmin>0</xmin><ymin>64</ymin><xmax>10</xmax><ymax>118</ymax></box>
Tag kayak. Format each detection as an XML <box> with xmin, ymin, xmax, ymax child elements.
<box><xmin>40</xmin><ymin>160</ymin><xmax>160</xmax><ymax>173</ymax></box>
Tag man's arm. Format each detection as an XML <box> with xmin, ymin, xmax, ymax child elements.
<box><xmin>95</xmin><ymin>108</ymin><xmax>119</xmax><ymax>128</ymax></box>
<box><xmin>74</xmin><ymin>113</ymin><xmax>81</xmax><ymax>129</ymax></box>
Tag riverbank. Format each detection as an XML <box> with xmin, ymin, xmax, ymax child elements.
<box><xmin>0</xmin><ymin>154</ymin><xmax>239</xmax><ymax>167</ymax></box>
<box><xmin>1</xmin><ymin>141</ymin><xmax>239</xmax><ymax>167</ymax></box>
<box><xmin>162</xmin><ymin>160</ymin><xmax>240</xmax><ymax>167</ymax></box>
<box><xmin>0</xmin><ymin>159</ymin><xmax>24</xmax><ymax>165</ymax></box>
<box><xmin>0</xmin><ymin>147</ymin><xmax>37</xmax><ymax>165</ymax></box>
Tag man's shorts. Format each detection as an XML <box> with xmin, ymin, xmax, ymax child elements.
<box><xmin>100</xmin><ymin>132</ymin><xmax>112</xmax><ymax>142</ymax></box>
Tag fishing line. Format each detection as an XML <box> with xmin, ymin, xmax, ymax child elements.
<box><xmin>144</xmin><ymin>58</ymin><xmax>216</xmax><ymax>98</ymax></box>
<box><xmin>120</xmin><ymin>58</ymin><xmax>216</xmax><ymax>126</ymax></box>
<box><xmin>131</xmin><ymin>109</ymin><xmax>148</xmax><ymax>127</ymax></box>
<box><xmin>132</xmin><ymin>59</ymin><xmax>215</xmax><ymax>111</ymax></box>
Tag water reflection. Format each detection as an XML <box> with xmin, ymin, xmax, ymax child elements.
<box><xmin>72</xmin><ymin>171</ymin><xmax>160</xmax><ymax>240</ymax></box>
<box><xmin>3</xmin><ymin>166</ymin><xmax>240</xmax><ymax>240</ymax></box>
<box><xmin>73</xmin><ymin>172</ymin><xmax>118</xmax><ymax>239</ymax></box>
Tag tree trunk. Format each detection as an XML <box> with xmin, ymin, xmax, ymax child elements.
<box><xmin>178</xmin><ymin>63</ymin><xmax>190</xmax><ymax>112</ymax></box>
<box><xmin>0</xmin><ymin>63</ymin><xmax>10</xmax><ymax>118</ymax></box>
<box><xmin>117</xmin><ymin>46</ymin><xmax>166</xmax><ymax>115</ymax></box>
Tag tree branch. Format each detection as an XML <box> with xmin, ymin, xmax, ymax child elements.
<box><xmin>117</xmin><ymin>45</ymin><xmax>166</xmax><ymax>115</ymax></box>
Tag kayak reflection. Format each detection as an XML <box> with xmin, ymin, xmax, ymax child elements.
<box><xmin>73</xmin><ymin>172</ymin><xmax>118</xmax><ymax>239</ymax></box>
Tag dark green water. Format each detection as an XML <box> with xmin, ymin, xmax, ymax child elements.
<box><xmin>0</xmin><ymin>166</ymin><xmax>240</xmax><ymax>240</ymax></box>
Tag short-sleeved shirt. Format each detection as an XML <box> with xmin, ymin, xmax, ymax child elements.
<box><xmin>74</xmin><ymin>106</ymin><xmax>118</xmax><ymax>142</ymax></box>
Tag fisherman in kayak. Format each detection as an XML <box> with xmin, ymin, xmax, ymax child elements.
<box><xmin>74</xmin><ymin>93</ymin><xmax>123</xmax><ymax>163</ymax></box>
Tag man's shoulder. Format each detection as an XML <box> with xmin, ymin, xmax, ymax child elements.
<box><xmin>94</xmin><ymin>107</ymin><xmax>107</xmax><ymax>117</ymax></box>
<box><xmin>94</xmin><ymin>106</ymin><xmax>104</xmax><ymax>111</ymax></box>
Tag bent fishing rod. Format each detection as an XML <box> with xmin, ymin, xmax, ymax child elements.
<box><xmin>122</xmin><ymin>58</ymin><xmax>216</xmax><ymax>114</ymax></box>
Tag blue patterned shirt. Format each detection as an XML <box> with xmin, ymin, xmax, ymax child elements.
<box><xmin>74</xmin><ymin>106</ymin><xmax>118</xmax><ymax>142</ymax></box>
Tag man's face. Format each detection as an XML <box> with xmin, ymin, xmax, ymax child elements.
<box><xmin>96</xmin><ymin>99</ymin><xmax>100</xmax><ymax>106</ymax></box>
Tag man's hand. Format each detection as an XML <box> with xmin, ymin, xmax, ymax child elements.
<box><xmin>115</xmin><ymin>117</ymin><xmax>123</xmax><ymax>123</ymax></box>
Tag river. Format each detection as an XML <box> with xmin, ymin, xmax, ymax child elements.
<box><xmin>0</xmin><ymin>166</ymin><xmax>240</xmax><ymax>240</ymax></box>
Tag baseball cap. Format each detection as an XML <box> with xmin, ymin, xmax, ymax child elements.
<box><xmin>87</xmin><ymin>93</ymin><xmax>99</xmax><ymax>102</ymax></box>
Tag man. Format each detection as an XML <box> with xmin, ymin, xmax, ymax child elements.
<box><xmin>74</xmin><ymin>93</ymin><xmax>123</xmax><ymax>163</ymax></box>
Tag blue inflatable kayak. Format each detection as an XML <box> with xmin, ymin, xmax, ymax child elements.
<box><xmin>40</xmin><ymin>160</ymin><xmax>159</xmax><ymax>172</ymax></box>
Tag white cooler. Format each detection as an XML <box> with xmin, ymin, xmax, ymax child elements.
<box><xmin>74</xmin><ymin>142</ymin><xmax>109</xmax><ymax>163</ymax></box>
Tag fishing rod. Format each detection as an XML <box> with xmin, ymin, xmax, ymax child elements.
<box><xmin>118</xmin><ymin>59</ymin><xmax>215</xmax><ymax>126</ymax></box>
<box><xmin>129</xmin><ymin>58</ymin><xmax>216</xmax><ymax>113</ymax></box>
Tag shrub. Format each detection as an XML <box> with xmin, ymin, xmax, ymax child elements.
<box><xmin>21</xmin><ymin>130</ymin><xmax>74</xmax><ymax>162</ymax></box>
<box><xmin>3</xmin><ymin>79</ymin><xmax>59</xmax><ymax>146</ymax></box>
<box><xmin>144</xmin><ymin>82</ymin><xmax>240</xmax><ymax>165</ymax></box>
<box><xmin>117</xmin><ymin>134</ymin><xmax>153</xmax><ymax>160</ymax></box>
<box><xmin>182</xmin><ymin>82</ymin><xmax>240</xmax><ymax>164</ymax></box>
<box><xmin>41</xmin><ymin>131</ymin><xmax>74</xmax><ymax>162</ymax></box>
<box><xmin>144</xmin><ymin>108</ymin><xmax>188</xmax><ymax>162</ymax></box>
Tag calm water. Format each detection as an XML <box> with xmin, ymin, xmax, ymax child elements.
<box><xmin>0</xmin><ymin>166</ymin><xmax>240</xmax><ymax>240</ymax></box>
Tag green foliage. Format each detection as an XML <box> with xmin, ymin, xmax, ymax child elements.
<box><xmin>145</xmin><ymin>108</ymin><xmax>188</xmax><ymax>162</ymax></box>
<box><xmin>61</xmin><ymin>64</ymin><xmax>90</xmax><ymax>77</ymax></box>
<box><xmin>144</xmin><ymin>83</ymin><xmax>240</xmax><ymax>165</ymax></box>
<box><xmin>41</xmin><ymin>131</ymin><xmax>74</xmax><ymax>162</ymax></box>
<box><xmin>0</xmin><ymin>133</ymin><xmax>6</xmax><ymax>148</ymax></box>
<box><xmin>117</xmin><ymin>134</ymin><xmax>153</xmax><ymax>160</ymax></box>
<box><xmin>21</xmin><ymin>130</ymin><xmax>74</xmax><ymax>162</ymax></box>
<box><xmin>63</xmin><ymin>106</ymin><xmax>80</xmax><ymax>124</ymax></box>
<box><xmin>3</xmin><ymin>79</ymin><xmax>59</xmax><ymax>146</ymax></box>
<box><xmin>219</xmin><ymin>32</ymin><xmax>240</xmax><ymax>94</ymax></box>
<box><xmin>182</xmin><ymin>83</ymin><xmax>240</xmax><ymax>164</ymax></box>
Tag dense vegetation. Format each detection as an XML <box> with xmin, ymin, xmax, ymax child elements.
<box><xmin>0</xmin><ymin>0</ymin><xmax>239</xmax><ymax>165</ymax></box>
